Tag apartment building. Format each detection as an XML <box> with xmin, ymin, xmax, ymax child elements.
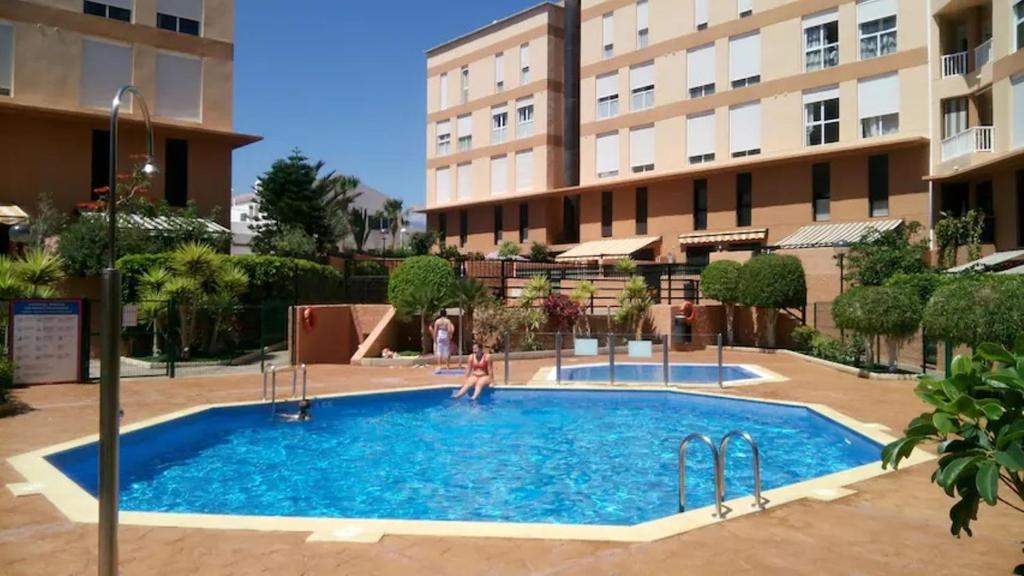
<box><xmin>0</xmin><ymin>0</ymin><xmax>259</xmax><ymax>234</ymax></box>
<box><xmin>425</xmin><ymin>0</ymin><xmax>1024</xmax><ymax>269</ymax></box>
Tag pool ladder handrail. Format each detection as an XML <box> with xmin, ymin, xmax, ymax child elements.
<box><xmin>261</xmin><ymin>363</ymin><xmax>308</xmax><ymax>415</ymax></box>
<box><xmin>678</xmin><ymin>430</ymin><xmax>764</xmax><ymax>516</ymax></box>
<box><xmin>719</xmin><ymin>430</ymin><xmax>765</xmax><ymax>510</ymax></box>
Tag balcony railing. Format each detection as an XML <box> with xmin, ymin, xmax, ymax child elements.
<box><xmin>975</xmin><ymin>38</ymin><xmax>992</xmax><ymax>69</ymax></box>
<box><xmin>941</xmin><ymin>126</ymin><xmax>993</xmax><ymax>161</ymax></box>
<box><xmin>942</xmin><ymin>51</ymin><xmax>968</xmax><ymax>77</ymax></box>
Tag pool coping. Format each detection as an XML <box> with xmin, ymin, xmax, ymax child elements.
<box><xmin>6</xmin><ymin>384</ymin><xmax>933</xmax><ymax>544</ymax></box>
<box><xmin>534</xmin><ymin>362</ymin><xmax>788</xmax><ymax>387</ymax></box>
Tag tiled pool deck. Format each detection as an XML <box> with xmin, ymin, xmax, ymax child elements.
<box><xmin>1</xmin><ymin>350</ymin><xmax>1020</xmax><ymax>575</ymax></box>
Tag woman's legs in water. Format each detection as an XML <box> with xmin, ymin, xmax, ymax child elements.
<box><xmin>470</xmin><ymin>375</ymin><xmax>492</xmax><ymax>400</ymax></box>
<box><xmin>453</xmin><ymin>376</ymin><xmax>477</xmax><ymax>399</ymax></box>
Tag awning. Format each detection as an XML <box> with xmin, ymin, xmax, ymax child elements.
<box><xmin>775</xmin><ymin>219</ymin><xmax>903</xmax><ymax>249</ymax></box>
<box><xmin>0</xmin><ymin>205</ymin><xmax>29</xmax><ymax>226</ymax></box>
<box><xmin>947</xmin><ymin>249</ymin><xmax>1024</xmax><ymax>273</ymax></box>
<box><xmin>678</xmin><ymin>228</ymin><xmax>767</xmax><ymax>246</ymax></box>
<box><xmin>1000</xmin><ymin>264</ymin><xmax>1024</xmax><ymax>275</ymax></box>
<box><xmin>84</xmin><ymin>213</ymin><xmax>230</xmax><ymax>234</ymax></box>
<box><xmin>555</xmin><ymin>236</ymin><xmax>660</xmax><ymax>261</ymax></box>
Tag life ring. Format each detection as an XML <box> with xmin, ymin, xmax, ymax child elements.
<box><xmin>679</xmin><ymin>301</ymin><xmax>696</xmax><ymax>323</ymax></box>
<box><xmin>302</xmin><ymin>307</ymin><xmax>316</xmax><ymax>331</ymax></box>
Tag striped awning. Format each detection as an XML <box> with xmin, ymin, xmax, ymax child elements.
<box><xmin>555</xmin><ymin>236</ymin><xmax>661</xmax><ymax>261</ymax></box>
<box><xmin>0</xmin><ymin>205</ymin><xmax>29</xmax><ymax>226</ymax></box>
<box><xmin>83</xmin><ymin>213</ymin><xmax>230</xmax><ymax>234</ymax></box>
<box><xmin>678</xmin><ymin>228</ymin><xmax>768</xmax><ymax>246</ymax></box>
<box><xmin>1000</xmin><ymin>264</ymin><xmax>1024</xmax><ymax>275</ymax></box>
<box><xmin>947</xmin><ymin>250</ymin><xmax>1024</xmax><ymax>273</ymax></box>
<box><xmin>775</xmin><ymin>219</ymin><xmax>903</xmax><ymax>249</ymax></box>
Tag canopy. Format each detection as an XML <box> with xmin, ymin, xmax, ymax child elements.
<box><xmin>678</xmin><ymin>228</ymin><xmax>767</xmax><ymax>246</ymax></box>
<box><xmin>947</xmin><ymin>249</ymin><xmax>1024</xmax><ymax>273</ymax></box>
<box><xmin>83</xmin><ymin>212</ymin><xmax>230</xmax><ymax>234</ymax></box>
<box><xmin>775</xmin><ymin>219</ymin><xmax>902</xmax><ymax>249</ymax></box>
<box><xmin>555</xmin><ymin>236</ymin><xmax>660</xmax><ymax>261</ymax></box>
<box><xmin>0</xmin><ymin>204</ymin><xmax>29</xmax><ymax>225</ymax></box>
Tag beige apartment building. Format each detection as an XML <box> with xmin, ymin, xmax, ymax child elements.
<box><xmin>0</xmin><ymin>0</ymin><xmax>259</xmax><ymax>245</ymax></box>
<box><xmin>424</xmin><ymin>0</ymin><xmax>1024</xmax><ymax>273</ymax></box>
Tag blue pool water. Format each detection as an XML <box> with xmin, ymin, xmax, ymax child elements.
<box><xmin>48</xmin><ymin>388</ymin><xmax>881</xmax><ymax>526</ymax></box>
<box><xmin>557</xmin><ymin>363</ymin><xmax>762</xmax><ymax>384</ymax></box>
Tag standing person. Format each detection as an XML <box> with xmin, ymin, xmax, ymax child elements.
<box><xmin>430</xmin><ymin>309</ymin><xmax>455</xmax><ymax>370</ymax></box>
<box><xmin>452</xmin><ymin>343</ymin><xmax>493</xmax><ymax>401</ymax></box>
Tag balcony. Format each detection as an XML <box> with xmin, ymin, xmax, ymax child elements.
<box><xmin>974</xmin><ymin>38</ymin><xmax>992</xmax><ymax>68</ymax></box>
<box><xmin>940</xmin><ymin>126</ymin><xmax>993</xmax><ymax>161</ymax></box>
<box><xmin>941</xmin><ymin>51</ymin><xmax>968</xmax><ymax>77</ymax></box>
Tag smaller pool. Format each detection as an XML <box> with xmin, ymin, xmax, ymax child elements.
<box><xmin>552</xmin><ymin>362</ymin><xmax>767</xmax><ymax>385</ymax></box>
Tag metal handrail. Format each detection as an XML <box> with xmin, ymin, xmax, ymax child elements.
<box><xmin>262</xmin><ymin>364</ymin><xmax>308</xmax><ymax>415</ymax></box>
<box><xmin>262</xmin><ymin>365</ymin><xmax>276</xmax><ymax>400</ymax></box>
<box><xmin>678</xmin><ymin>433</ymin><xmax>723</xmax><ymax>516</ymax></box>
<box><xmin>719</xmin><ymin>430</ymin><xmax>765</xmax><ymax>510</ymax></box>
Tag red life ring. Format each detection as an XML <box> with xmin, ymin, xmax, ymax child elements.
<box><xmin>679</xmin><ymin>301</ymin><xmax>696</xmax><ymax>323</ymax></box>
<box><xmin>302</xmin><ymin>307</ymin><xmax>316</xmax><ymax>331</ymax></box>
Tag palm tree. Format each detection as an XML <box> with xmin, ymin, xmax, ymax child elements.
<box><xmin>15</xmin><ymin>248</ymin><xmax>66</xmax><ymax>297</ymax></box>
<box><xmin>519</xmin><ymin>274</ymin><xmax>551</xmax><ymax>309</ymax></box>
<box><xmin>380</xmin><ymin>198</ymin><xmax>408</xmax><ymax>250</ymax></box>
<box><xmin>317</xmin><ymin>173</ymin><xmax>361</xmax><ymax>245</ymax></box>
<box><xmin>138</xmin><ymin>267</ymin><xmax>171</xmax><ymax>357</ymax></box>
<box><xmin>349</xmin><ymin>207</ymin><xmax>372</xmax><ymax>253</ymax></box>
<box><xmin>615</xmin><ymin>275</ymin><xmax>654</xmax><ymax>341</ymax></box>
<box><xmin>397</xmin><ymin>285</ymin><xmax>450</xmax><ymax>354</ymax></box>
<box><xmin>569</xmin><ymin>280</ymin><xmax>598</xmax><ymax>336</ymax></box>
<box><xmin>450</xmin><ymin>277</ymin><xmax>493</xmax><ymax>358</ymax></box>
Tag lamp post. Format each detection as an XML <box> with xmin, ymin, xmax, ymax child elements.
<box><xmin>99</xmin><ymin>85</ymin><xmax>157</xmax><ymax>576</ymax></box>
<box><xmin>833</xmin><ymin>241</ymin><xmax>850</xmax><ymax>295</ymax></box>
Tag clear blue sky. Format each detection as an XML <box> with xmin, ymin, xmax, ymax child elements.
<box><xmin>233</xmin><ymin>0</ymin><xmax>541</xmax><ymax>208</ymax></box>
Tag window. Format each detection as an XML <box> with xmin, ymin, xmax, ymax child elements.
<box><xmin>435</xmin><ymin>167</ymin><xmax>451</xmax><ymax>203</ymax></box>
<box><xmin>1015</xmin><ymin>1</ymin><xmax>1024</xmax><ymax>52</ymax></box>
<box><xmin>1013</xmin><ymin>75</ymin><xmax>1024</xmax><ymax>147</ymax></box>
<box><xmin>494</xmin><ymin>52</ymin><xmax>505</xmax><ymax>92</ymax></box>
<box><xmin>596</xmin><ymin>131</ymin><xmax>620</xmax><ymax>178</ymax></box>
<box><xmin>90</xmin><ymin>129</ymin><xmax>110</xmax><ymax>199</ymax></box>
<box><xmin>0</xmin><ymin>23</ymin><xmax>12</xmax><ymax>97</ymax></box>
<box><xmin>563</xmin><ymin>195</ymin><xmax>581</xmax><ymax>244</ymax></box>
<box><xmin>687</xmin><ymin>44</ymin><xmax>715</xmax><ymax>98</ymax></box>
<box><xmin>457</xmin><ymin>114</ymin><xmax>472</xmax><ymax>151</ymax></box>
<box><xmin>730</xmin><ymin>101</ymin><xmax>761</xmax><ymax>157</ymax></box>
<box><xmin>460</xmin><ymin>66</ymin><xmax>469</xmax><ymax>104</ymax></box>
<box><xmin>84</xmin><ymin>0</ymin><xmax>131</xmax><ymax>22</ymax></box>
<box><xmin>439</xmin><ymin>72</ymin><xmax>448</xmax><ymax>110</ymax></box>
<box><xmin>602</xmin><ymin>13</ymin><xmax>615</xmax><ymax>58</ymax></box>
<box><xmin>491</xmin><ymin>105</ymin><xmax>508</xmax><ymax>144</ymax></box>
<box><xmin>457</xmin><ymin>162</ymin><xmax>471</xmax><ymax>199</ymax></box>
<box><xmin>516</xmin><ymin>149</ymin><xmax>534</xmax><ymax>191</ymax></box>
<box><xmin>635</xmin><ymin>187</ymin><xmax>648</xmax><ymax>235</ymax></box>
<box><xmin>976</xmin><ymin>181</ymin><xmax>995</xmax><ymax>243</ymax></box>
<box><xmin>695</xmin><ymin>0</ymin><xmax>708</xmax><ymax>30</ymax></box>
<box><xmin>156</xmin><ymin>52</ymin><xmax>202</xmax><ymax>121</ymax></box>
<box><xmin>636</xmin><ymin>1</ymin><xmax>649</xmax><ymax>49</ymax></box>
<box><xmin>804</xmin><ymin>10</ymin><xmax>839</xmax><ymax>71</ymax></box>
<box><xmin>729</xmin><ymin>32</ymin><xmax>761</xmax><ymax>88</ymax></box>
<box><xmin>942</xmin><ymin>97</ymin><xmax>968</xmax><ymax>138</ymax></box>
<box><xmin>516</xmin><ymin>97</ymin><xmax>534</xmax><ymax>138</ymax></box>
<box><xmin>493</xmin><ymin>205</ymin><xmax>504</xmax><ymax>243</ymax></box>
<box><xmin>436</xmin><ymin>120</ymin><xmax>451</xmax><ymax>155</ymax></box>
<box><xmin>490</xmin><ymin>155</ymin><xmax>507</xmax><ymax>195</ymax></box>
<box><xmin>630</xmin><ymin>61</ymin><xmax>655</xmax><ymax>110</ymax></box>
<box><xmin>940</xmin><ymin>183</ymin><xmax>969</xmax><ymax>217</ymax></box>
<box><xmin>812</xmin><ymin>162</ymin><xmax>831</xmax><ymax>221</ymax></box>
<box><xmin>857</xmin><ymin>0</ymin><xmax>897</xmax><ymax>59</ymax></box>
<box><xmin>693</xmin><ymin>179</ymin><xmax>708</xmax><ymax>231</ymax></box>
<box><xmin>601</xmin><ymin>191</ymin><xmax>613</xmax><ymax>237</ymax></box>
<box><xmin>459</xmin><ymin>209</ymin><xmax>468</xmax><ymax>247</ymax></box>
<box><xmin>859</xmin><ymin>73</ymin><xmax>899</xmax><ymax>138</ymax></box>
<box><xmin>736</xmin><ymin>173</ymin><xmax>752</xmax><ymax>226</ymax></box>
<box><xmin>630</xmin><ymin>125</ymin><xmax>655</xmax><ymax>173</ymax></box>
<box><xmin>687</xmin><ymin>111</ymin><xmax>715</xmax><ymax>164</ymax></box>
<box><xmin>165</xmin><ymin>138</ymin><xmax>188</xmax><ymax>207</ymax></box>
<box><xmin>868</xmin><ymin>154</ymin><xmax>889</xmax><ymax>217</ymax></box>
<box><xmin>81</xmin><ymin>39</ymin><xmax>133</xmax><ymax>109</ymax></box>
<box><xmin>519</xmin><ymin>203</ymin><xmax>529</xmax><ymax>243</ymax></box>
<box><xmin>520</xmin><ymin>43</ymin><xmax>530</xmax><ymax>84</ymax></box>
<box><xmin>157</xmin><ymin>0</ymin><xmax>202</xmax><ymax>36</ymax></box>
<box><xmin>738</xmin><ymin>0</ymin><xmax>753</xmax><ymax>18</ymax></box>
<box><xmin>686</xmin><ymin>247</ymin><xmax>711</xmax><ymax>267</ymax></box>
<box><xmin>438</xmin><ymin>213</ymin><xmax>448</xmax><ymax>245</ymax></box>
<box><xmin>804</xmin><ymin>86</ymin><xmax>840</xmax><ymax>146</ymax></box>
<box><xmin>596</xmin><ymin>72</ymin><xmax>620</xmax><ymax>118</ymax></box>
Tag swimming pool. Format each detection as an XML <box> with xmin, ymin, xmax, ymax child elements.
<box><xmin>550</xmin><ymin>362</ymin><xmax>771</xmax><ymax>385</ymax></box>
<box><xmin>46</xmin><ymin>387</ymin><xmax>881</xmax><ymax>527</ymax></box>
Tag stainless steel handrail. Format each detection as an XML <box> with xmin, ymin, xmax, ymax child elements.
<box><xmin>262</xmin><ymin>364</ymin><xmax>308</xmax><ymax>415</ymax></box>
<box><xmin>719</xmin><ymin>430</ymin><xmax>764</xmax><ymax>510</ymax></box>
<box><xmin>678</xmin><ymin>433</ymin><xmax>723</xmax><ymax>516</ymax></box>
<box><xmin>300</xmin><ymin>363</ymin><xmax>308</xmax><ymax>400</ymax></box>
<box><xmin>262</xmin><ymin>365</ymin><xmax>276</xmax><ymax>400</ymax></box>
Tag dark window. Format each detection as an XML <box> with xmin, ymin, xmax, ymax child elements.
<box><xmin>493</xmin><ymin>205</ymin><xmax>503</xmax><ymax>244</ymax></box>
<box><xmin>164</xmin><ymin>138</ymin><xmax>189</xmax><ymax>207</ymax></box>
<box><xmin>601</xmin><ymin>191</ymin><xmax>613</xmax><ymax>237</ymax></box>
<box><xmin>805</xmin><ymin>98</ymin><xmax>840</xmax><ymax>146</ymax></box>
<box><xmin>84</xmin><ymin>1</ymin><xmax>130</xmax><ymax>22</ymax></box>
<box><xmin>458</xmin><ymin>209</ymin><xmax>468</xmax><ymax>247</ymax></box>
<box><xmin>90</xmin><ymin>129</ymin><xmax>110</xmax><ymax>200</ymax></box>
<box><xmin>976</xmin><ymin>181</ymin><xmax>995</xmax><ymax>244</ymax></box>
<box><xmin>179</xmin><ymin>17</ymin><xmax>200</xmax><ymax>35</ymax></box>
<box><xmin>518</xmin><ymin>203</ymin><xmax>529</xmax><ymax>243</ymax></box>
<box><xmin>940</xmin><ymin>182</ymin><xmax>969</xmax><ymax>217</ymax></box>
<box><xmin>736</xmin><ymin>173</ymin><xmax>752</xmax><ymax>227</ymax></box>
<box><xmin>868</xmin><ymin>154</ymin><xmax>889</xmax><ymax>217</ymax></box>
<box><xmin>686</xmin><ymin>247</ymin><xmax>712</xmax><ymax>267</ymax></box>
<box><xmin>635</xmin><ymin>187</ymin><xmax>648</xmax><ymax>235</ymax></box>
<box><xmin>438</xmin><ymin>213</ymin><xmax>448</xmax><ymax>244</ymax></box>
<box><xmin>83</xmin><ymin>1</ymin><xmax>106</xmax><ymax>17</ymax></box>
<box><xmin>693</xmin><ymin>179</ymin><xmax>708</xmax><ymax>231</ymax></box>
<box><xmin>812</xmin><ymin>162</ymin><xmax>831</xmax><ymax>221</ymax></box>
<box><xmin>562</xmin><ymin>195</ymin><xmax>580</xmax><ymax>244</ymax></box>
<box><xmin>158</xmin><ymin>13</ymin><xmax>201</xmax><ymax>36</ymax></box>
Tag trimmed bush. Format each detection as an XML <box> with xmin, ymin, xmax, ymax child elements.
<box><xmin>388</xmin><ymin>256</ymin><xmax>456</xmax><ymax>352</ymax></box>
<box><xmin>738</xmin><ymin>254</ymin><xmax>806</xmax><ymax>347</ymax></box>
<box><xmin>833</xmin><ymin>285</ymin><xmax>923</xmax><ymax>371</ymax></box>
<box><xmin>700</xmin><ymin>260</ymin><xmax>741</xmax><ymax>345</ymax></box>
<box><xmin>884</xmin><ymin>271</ymin><xmax>947</xmax><ymax>305</ymax></box>
<box><xmin>923</xmin><ymin>276</ymin><xmax>1024</xmax><ymax>348</ymax></box>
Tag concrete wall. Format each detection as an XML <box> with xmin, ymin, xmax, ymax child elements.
<box><xmin>293</xmin><ymin>305</ymin><xmax>360</xmax><ymax>365</ymax></box>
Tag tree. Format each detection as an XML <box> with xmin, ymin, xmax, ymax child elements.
<box><xmin>569</xmin><ymin>280</ymin><xmax>597</xmax><ymax>336</ymax></box>
<box><xmin>832</xmin><ymin>285</ymin><xmax>923</xmax><ymax>371</ymax></box>
<box><xmin>378</xmin><ymin>198</ymin><xmax>409</xmax><ymax>251</ymax></box>
<box><xmin>137</xmin><ymin>267</ymin><xmax>171</xmax><ymax>357</ymax></box>
<box><xmin>408</xmin><ymin>231</ymin><xmax>437</xmax><ymax>256</ymax></box>
<box><xmin>529</xmin><ymin>241</ymin><xmax>552</xmax><ymax>262</ymax></box>
<box><xmin>738</xmin><ymin>254</ymin><xmax>806</xmax><ymax>348</ymax></box>
<box><xmin>387</xmin><ymin>256</ymin><xmax>456</xmax><ymax>353</ymax></box>
<box><xmin>700</xmin><ymin>260</ymin><xmax>741</xmax><ymax>345</ymax></box>
<box><xmin>348</xmin><ymin>207</ymin><xmax>372</xmax><ymax>253</ymax></box>
<box><xmin>923</xmin><ymin>276</ymin><xmax>1024</xmax><ymax>349</ymax></box>
<box><xmin>882</xmin><ymin>341</ymin><xmax>1024</xmax><ymax>576</ymax></box>
<box><xmin>615</xmin><ymin>275</ymin><xmax>654</xmax><ymax>340</ymax></box>
<box><xmin>28</xmin><ymin>192</ymin><xmax>67</xmax><ymax>250</ymax></box>
<box><xmin>843</xmin><ymin>221</ymin><xmax>928</xmax><ymax>287</ymax></box>
<box><xmin>497</xmin><ymin>240</ymin><xmax>520</xmax><ymax>259</ymax></box>
<box><xmin>450</xmin><ymin>277</ymin><xmax>493</xmax><ymax>353</ymax></box>
<box><xmin>935</xmin><ymin>210</ymin><xmax>986</xmax><ymax>269</ymax></box>
<box><xmin>267</xmin><ymin>225</ymin><xmax>317</xmax><ymax>261</ymax></box>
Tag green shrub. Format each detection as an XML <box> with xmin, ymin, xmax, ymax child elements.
<box><xmin>388</xmin><ymin>256</ymin><xmax>456</xmax><ymax>352</ymax></box>
<box><xmin>843</xmin><ymin>221</ymin><xmax>928</xmax><ymax>286</ymax></box>
<box><xmin>701</xmin><ymin>260</ymin><xmax>742</xmax><ymax>345</ymax></box>
<box><xmin>791</xmin><ymin>325</ymin><xmax>817</xmax><ymax>352</ymax></box>
<box><xmin>118</xmin><ymin>254</ymin><xmax>171</xmax><ymax>301</ymax></box>
<box><xmin>529</xmin><ymin>241</ymin><xmax>552</xmax><ymax>262</ymax></box>
<box><xmin>350</xmin><ymin>260</ymin><xmax>387</xmax><ymax>276</ymax></box>
<box><xmin>833</xmin><ymin>285</ymin><xmax>923</xmax><ymax>370</ymax></box>
<box><xmin>613</xmin><ymin>257</ymin><xmax>637</xmax><ymax>275</ymax></box>
<box><xmin>738</xmin><ymin>254</ymin><xmax>806</xmax><ymax>348</ymax></box>
<box><xmin>497</xmin><ymin>240</ymin><xmax>520</xmax><ymax>259</ymax></box>
<box><xmin>924</xmin><ymin>276</ymin><xmax>1024</xmax><ymax>348</ymax></box>
<box><xmin>0</xmin><ymin>356</ymin><xmax>13</xmax><ymax>403</ymax></box>
<box><xmin>810</xmin><ymin>332</ymin><xmax>866</xmax><ymax>366</ymax></box>
<box><xmin>408</xmin><ymin>231</ymin><xmax>437</xmax><ymax>256</ymax></box>
<box><xmin>884</xmin><ymin>271</ymin><xmax>947</xmax><ymax>305</ymax></box>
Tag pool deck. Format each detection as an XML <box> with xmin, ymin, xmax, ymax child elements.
<box><xmin>2</xmin><ymin>349</ymin><xmax>1022</xmax><ymax>575</ymax></box>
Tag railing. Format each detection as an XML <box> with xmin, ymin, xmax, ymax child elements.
<box><xmin>941</xmin><ymin>126</ymin><xmax>993</xmax><ymax>161</ymax></box>
<box><xmin>941</xmin><ymin>51</ymin><xmax>968</xmax><ymax>77</ymax></box>
<box><xmin>262</xmin><ymin>363</ymin><xmax>308</xmax><ymax>415</ymax></box>
<box><xmin>975</xmin><ymin>38</ymin><xmax>992</xmax><ymax>69</ymax></box>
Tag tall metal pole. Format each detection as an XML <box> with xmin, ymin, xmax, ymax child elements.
<box><xmin>717</xmin><ymin>333</ymin><xmax>724</xmax><ymax>389</ymax></box>
<box><xmin>100</xmin><ymin>86</ymin><xmax>157</xmax><ymax>576</ymax></box>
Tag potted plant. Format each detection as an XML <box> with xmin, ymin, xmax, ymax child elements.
<box><xmin>569</xmin><ymin>280</ymin><xmax>599</xmax><ymax>356</ymax></box>
<box><xmin>616</xmin><ymin>275</ymin><xmax>654</xmax><ymax>358</ymax></box>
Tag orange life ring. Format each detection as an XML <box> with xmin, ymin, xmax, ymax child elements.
<box><xmin>679</xmin><ymin>301</ymin><xmax>696</xmax><ymax>323</ymax></box>
<box><xmin>302</xmin><ymin>307</ymin><xmax>316</xmax><ymax>331</ymax></box>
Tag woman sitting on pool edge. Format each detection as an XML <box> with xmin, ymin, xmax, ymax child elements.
<box><xmin>452</xmin><ymin>343</ymin><xmax>493</xmax><ymax>400</ymax></box>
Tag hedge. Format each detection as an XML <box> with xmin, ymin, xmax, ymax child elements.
<box><xmin>387</xmin><ymin>256</ymin><xmax>456</xmax><ymax>319</ymax></box>
<box><xmin>923</xmin><ymin>276</ymin><xmax>1024</xmax><ymax>348</ymax></box>
<box><xmin>738</xmin><ymin>254</ymin><xmax>806</xmax><ymax>309</ymax></box>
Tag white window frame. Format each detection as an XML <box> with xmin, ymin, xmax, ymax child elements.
<box><xmin>630</xmin><ymin>61</ymin><xmax>655</xmax><ymax>111</ymax></box>
<box><xmin>729</xmin><ymin>101</ymin><xmax>761</xmax><ymax>157</ymax></box>
<box><xmin>729</xmin><ymin>31</ymin><xmax>761</xmax><ymax>89</ymax></box>
<box><xmin>858</xmin><ymin>72</ymin><xmax>900</xmax><ymax>138</ymax></box>
<box><xmin>596</xmin><ymin>72</ymin><xmax>620</xmax><ymax>119</ymax></box>
<box><xmin>858</xmin><ymin>0</ymin><xmax>898</xmax><ymax>61</ymax></box>
<box><xmin>804</xmin><ymin>87</ymin><xmax>840</xmax><ymax>146</ymax></box>
<box><xmin>516</xmin><ymin>149</ymin><xmax>534</xmax><ymax>191</ymax></box>
<box><xmin>0</xmin><ymin>22</ymin><xmax>13</xmax><ymax>97</ymax></box>
<box><xmin>84</xmin><ymin>0</ymin><xmax>133</xmax><ymax>23</ymax></box>
<box><xmin>636</xmin><ymin>0</ymin><xmax>649</xmax><ymax>49</ymax></box>
<box><xmin>516</xmin><ymin>98</ymin><xmax>534</xmax><ymax>139</ymax></box>
<box><xmin>494</xmin><ymin>52</ymin><xmax>505</xmax><ymax>93</ymax></box>
<box><xmin>687</xmin><ymin>111</ymin><xmax>716</xmax><ymax>164</ymax></box>
<box><xmin>520</xmin><ymin>43</ymin><xmax>530</xmax><ymax>84</ymax></box>
<box><xmin>457</xmin><ymin>114</ymin><xmax>472</xmax><ymax>151</ymax></box>
<box><xmin>460</xmin><ymin>66</ymin><xmax>469</xmax><ymax>104</ymax></box>
<box><xmin>602</xmin><ymin>13</ymin><xmax>615</xmax><ymax>59</ymax></box>
<box><xmin>436</xmin><ymin>121</ymin><xmax>451</xmax><ymax>156</ymax></box>
<box><xmin>804</xmin><ymin>11</ymin><xmax>839</xmax><ymax>72</ymax></box>
<box><xmin>491</xmin><ymin>106</ymin><xmax>509</xmax><ymax>144</ymax></box>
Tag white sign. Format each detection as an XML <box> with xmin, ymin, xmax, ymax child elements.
<box><xmin>10</xmin><ymin>300</ymin><xmax>83</xmax><ymax>384</ymax></box>
<box><xmin>122</xmin><ymin>304</ymin><xmax>138</xmax><ymax>328</ymax></box>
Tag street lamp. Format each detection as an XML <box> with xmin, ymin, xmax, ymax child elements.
<box><xmin>400</xmin><ymin>226</ymin><xmax>407</xmax><ymax>247</ymax></box>
<box><xmin>99</xmin><ymin>85</ymin><xmax>157</xmax><ymax>576</ymax></box>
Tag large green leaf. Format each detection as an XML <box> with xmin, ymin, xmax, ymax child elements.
<box><xmin>975</xmin><ymin>399</ymin><xmax>1006</xmax><ymax>421</ymax></box>
<box><xmin>977</xmin><ymin>343</ymin><xmax>1015</xmax><ymax>366</ymax></box>
<box><xmin>975</xmin><ymin>461</ymin><xmax>999</xmax><ymax>506</ymax></box>
<box><xmin>933</xmin><ymin>412</ymin><xmax>957</xmax><ymax>435</ymax></box>
<box><xmin>936</xmin><ymin>456</ymin><xmax>979</xmax><ymax>489</ymax></box>
<box><xmin>994</xmin><ymin>444</ymin><xmax>1024</xmax><ymax>472</ymax></box>
<box><xmin>951</xmin><ymin>354</ymin><xmax>975</xmax><ymax>377</ymax></box>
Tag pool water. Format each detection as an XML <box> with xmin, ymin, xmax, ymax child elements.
<box><xmin>48</xmin><ymin>388</ymin><xmax>881</xmax><ymax>526</ymax></box>
<box><xmin>556</xmin><ymin>363</ymin><xmax>763</xmax><ymax>384</ymax></box>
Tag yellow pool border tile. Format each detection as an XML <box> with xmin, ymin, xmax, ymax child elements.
<box><xmin>6</xmin><ymin>383</ymin><xmax>933</xmax><ymax>544</ymax></box>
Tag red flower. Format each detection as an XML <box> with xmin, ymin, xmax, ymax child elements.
<box><xmin>93</xmin><ymin>186</ymin><xmax>111</xmax><ymax>195</ymax></box>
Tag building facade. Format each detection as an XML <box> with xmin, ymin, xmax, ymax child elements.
<box><xmin>424</xmin><ymin>0</ymin><xmax>1024</xmax><ymax>265</ymax></box>
<box><xmin>0</xmin><ymin>0</ymin><xmax>259</xmax><ymax>236</ymax></box>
